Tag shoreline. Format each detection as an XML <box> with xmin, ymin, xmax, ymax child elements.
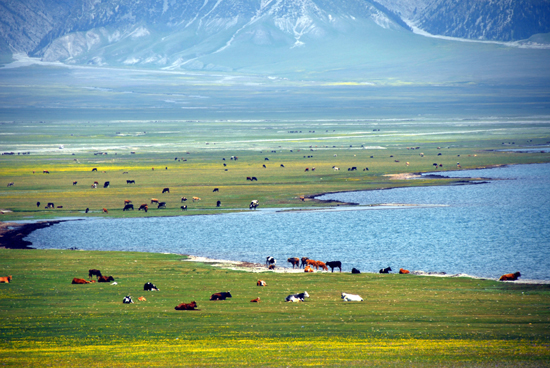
<box><xmin>0</xmin><ymin>220</ymin><xmax>70</xmax><ymax>249</ymax></box>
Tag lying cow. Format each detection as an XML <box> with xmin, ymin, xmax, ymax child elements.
<box><xmin>379</xmin><ymin>267</ymin><xmax>392</xmax><ymax>274</ymax></box>
<box><xmin>257</xmin><ymin>280</ymin><xmax>266</xmax><ymax>286</ymax></box>
<box><xmin>123</xmin><ymin>295</ymin><xmax>134</xmax><ymax>304</ymax></box>
<box><xmin>341</xmin><ymin>292</ymin><xmax>364</xmax><ymax>302</ymax></box>
<box><xmin>138</xmin><ymin>296</ymin><xmax>146</xmax><ymax>302</ymax></box>
<box><xmin>499</xmin><ymin>272</ymin><xmax>521</xmax><ymax>281</ymax></box>
<box><xmin>72</xmin><ymin>278</ymin><xmax>95</xmax><ymax>284</ymax></box>
<box><xmin>250</xmin><ymin>297</ymin><xmax>260</xmax><ymax>303</ymax></box>
<box><xmin>399</xmin><ymin>268</ymin><xmax>410</xmax><ymax>274</ymax></box>
<box><xmin>0</xmin><ymin>275</ymin><xmax>12</xmax><ymax>283</ymax></box>
<box><xmin>285</xmin><ymin>291</ymin><xmax>309</xmax><ymax>302</ymax></box>
<box><xmin>98</xmin><ymin>275</ymin><xmax>115</xmax><ymax>283</ymax></box>
<box><xmin>351</xmin><ymin>268</ymin><xmax>361</xmax><ymax>274</ymax></box>
<box><xmin>326</xmin><ymin>261</ymin><xmax>342</xmax><ymax>273</ymax></box>
<box><xmin>304</xmin><ymin>266</ymin><xmax>314</xmax><ymax>273</ymax></box>
<box><xmin>175</xmin><ymin>301</ymin><xmax>197</xmax><ymax>310</ymax></box>
<box><xmin>144</xmin><ymin>282</ymin><xmax>159</xmax><ymax>291</ymax></box>
<box><xmin>210</xmin><ymin>291</ymin><xmax>232</xmax><ymax>300</ymax></box>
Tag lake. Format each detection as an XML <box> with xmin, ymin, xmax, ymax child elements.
<box><xmin>26</xmin><ymin>163</ymin><xmax>550</xmax><ymax>281</ymax></box>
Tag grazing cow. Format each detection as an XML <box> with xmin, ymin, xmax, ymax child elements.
<box><xmin>285</xmin><ymin>292</ymin><xmax>309</xmax><ymax>302</ymax></box>
<box><xmin>85</xmin><ymin>208</ymin><xmax>89</xmax><ymax>213</ymax></box>
<box><xmin>94</xmin><ymin>181</ymin><xmax>99</xmax><ymax>185</ymax></box>
<box><xmin>0</xmin><ymin>275</ymin><xmax>12</xmax><ymax>283</ymax></box>
<box><xmin>123</xmin><ymin>204</ymin><xmax>134</xmax><ymax>211</ymax></box>
<box><xmin>263</xmin><ymin>164</ymin><xmax>266</xmax><ymax>168</ymax></box>
<box><xmin>351</xmin><ymin>268</ymin><xmax>361</xmax><ymax>274</ymax></box>
<box><xmin>162</xmin><ymin>188</ymin><xmax>170</xmax><ymax>194</ymax></box>
<box><xmin>126</xmin><ymin>180</ymin><xmax>135</xmax><ymax>184</ymax></box>
<box><xmin>175</xmin><ymin>301</ymin><xmax>197</xmax><ymax>310</ymax></box>
<box><xmin>257</xmin><ymin>280</ymin><xmax>267</xmax><ymax>286</ymax></box>
<box><xmin>124</xmin><ymin>200</ymin><xmax>132</xmax><ymax>204</ymax></box>
<box><xmin>139</xmin><ymin>204</ymin><xmax>148</xmax><ymax>211</ymax></box>
<box><xmin>306</xmin><ymin>259</ymin><xmax>318</xmax><ymax>270</ymax></box>
<box><xmin>181</xmin><ymin>205</ymin><xmax>187</xmax><ymax>211</ymax></box>
<box><xmin>88</xmin><ymin>269</ymin><xmax>102</xmax><ymax>279</ymax></box>
<box><xmin>92</xmin><ymin>168</ymin><xmax>97</xmax><ymax>172</ymax></box>
<box><xmin>499</xmin><ymin>272</ymin><xmax>521</xmax><ymax>281</ymax></box>
<box><xmin>103</xmin><ymin>181</ymin><xmax>110</xmax><ymax>188</ymax></box>
<box><xmin>266</xmin><ymin>256</ymin><xmax>276</xmax><ymax>268</ymax></box>
<box><xmin>181</xmin><ymin>197</ymin><xmax>188</xmax><ymax>202</ymax></box>
<box><xmin>72</xmin><ymin>181</ymin><xmax>77</xmax><ymax>186</ymax></box>
<box><xmin>287</xmin><ymin>257</ymin><xmax>300</xmax><ymax>269</ymax></box>
<box><xmin>315</xmin><ymin>261</ymin><xmax>328</xmax><ymax>271</ymax></box>
<box><xmin>123</xmin><ymin>296</ymin><xmax>134</xmax><ymax>304</ymax></box>
<box><xmin>123</xmin><ymin>172</ymin><xmax>129</xmax><ymax>174</ymax></box>
<box><xmin>43</xmin><ymin>170</ymin><xmax>50</xmax><ymax>174</ymax></box>
<box><xmin>102</xmin><ymin>208</ymin><xmax>108</xmax><ymax>214</ymax></box>
<box><xmin>192</xmin><ymin>197</ymin><xmax>201</xmax><ymax>202</ymax></box>
<box><xmin>91</xmin><ymin>183</ymin><xmax>97</xmax><ymax>188</ymax></box>
<box><xmin>47</xmin><ymin>203</ymin><xmax>55</xmax><ymax>208</ymax></box>
<box><xmin>305</xmin><ymin>168</ymin><xmax>309</xmax><ymax>172</ymax></box>
<box><xmin>157</xmin><ymin>202</ymin><xmax>166</xmax><ymax>209</ymax></box>
<box><xmin>213</xmin><ymin>188</ymin><xmax>219</xmax><ymax>192</ymax></box>
<box><xmin>138</xmin><ymin>297</ymin><xmax>146</xmax><ymax>302</ymax></box>
<box><xmin>98</xmin><ymin>276</ymin><xmax>115</xmax><ymax>283</ymax></box>
<box><xmin>341</xmin><ymin>292</ymin><xmax>364</xmax><ymax>302</ymax></box>
<box><xmin>151</xmin><ymin>198</ymin><xmax>159</xmax><ymax>204</ymax></box>
<box><xmin>304</xmin><ymin>266</ymin><xmax>314</xmax><ymax>273</ymax></box>
<box><xmin>37</xmin><ymin>202</ymin><xmax>40</xmax><ymax>207</ymax></box>
<box><xmin>399</xmin><ymin>268</ymin><xmax>410</xmax><ymax>274</ymax></box>
<box><xmin>251</xmin><ymin>177</ymin><xmax>258</xmax><ymax>181</ymax></box>
<box><xmin>72</xmin><ymin>278</ymin><xmax>94</xmax><ymax>284</ymax></box>
<box><xmin>144</xmin><ymin>282</ymin><xmax>159</xmax><ymax>291</ymax></box>
<box><xmin>247</xmin><ymin>177</ymin><xmax>252</xmax><ymax>181</ymax></box>
<box><xmin>250</xmin><ymin>297</ymin><xmax>260</xmax><ymax>303</ymax></box>
<box><xmin>379</xmin><ymin>267</ymin><xmax>392</xmax><ymax>274</ymax></box>
<box><xmin>326</xmin><ymin>261</ymin><xmax>342</xmax><ymax>273</ymax></box>
<box><xmin>210</xmin><ymin>291</ymin><xmax>232</xmax><ymax>300</ymax></box>
<box><xmin>280</xmin><ymin>164</ymin><xmax>285</xmax><ymax>168</ymax></box>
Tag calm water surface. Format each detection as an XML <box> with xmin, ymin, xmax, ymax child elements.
<box><xmin>27</xmin><ymin>163</ymin><xmax>550</xmax><ymax>281</ymax></box>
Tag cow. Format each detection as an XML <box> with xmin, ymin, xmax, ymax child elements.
<box><xmin>138</xmin><ymin>297</ymin><xmax>146</xmax><ymax>302</ymax></box>
<box><xmin>315</xmin><ymin>261</ymin><xmax>328</xmax><ymax>271</ymax></box>
<box><xmin>0</xmin><ymin>275</ymin><xmax>12</xmax><ymax>283</ymax></box>
<box><xmin>264</xmin><ymin>158</ymin><xmax>269</xmax><ymax>161</ymax></box>
<box><xmin>36</xmin><ymin>202</ymin><xmax>40</xmax><ymax>208</ymax></box>
<box><xmin>56</xmin><ymin>206</ymin><xmax>63</xmax><ymax>209</ymax></box>
<box><xmin>150</xmin><ymin>198</ymin><xmax>159</xmax><ymax>204</ymax></box>
<box><xmin>85</xmin><ymin>208</ymin><xmax>89</xmax><ymax>213</ymax></box>
<box><xmin>249</xmin><ymin>202</ymin><xmax>258</xmax><ymax>210</ymax></box>
<box><xmin>333</xmin><ymin>167</ymin><xmax>340</xmax><ymax>171</ymax></box>
<box><xmin>175</xmin><ymin>301</ymin><xmax>197</xmax><ymax>310</ymax></box>
<box><xmin>192</xmin><ymin>197</ymin><xmax>201</xmax><ymax>202</ymax></box>
<box><xmin>181</xmin><ymin>197</ymin><xmax>188</xmax><ymax>202</ymax></box>
<box><xmin>103</xmin><ymin>181</ymin><xmax>110</xmax><ymax>188</ymax></box>
<box><xmin>94</xmin><ymin>181</ymin><xmax>99</xmax><ymax>185</ymax></box>
<box><xmin>210</xmin><ymin>291</ymin><xmax>232</xmax><ymax>300</ymax></box>
<box><xmin>299</xmin><ymin>196</ymin><xmax>305</xmax><ymax>201</ymax></box>
<box><xmin>123</xmin><ymin>204</ymin><xmax>134</xmax><ymax>211</ymax></box>
<box><xmin>399</xmin><ymin>268</ymin><xmax>410</xmax><ymax>274</ymax></box>
<box><xmin>139</xmin><ymin>204</ymin><xmax>148</xmax><ymax>211</ymax></box>
<box><xmin>124</xmin><ymin>200</ymin><xmax>132</xmax><ymax>204</ymax></box>
<box><xmin>251</xmin><ymin>177</ymin><xmax>258</xmax><ymax>181</ymax></box>
<box><xmin>287</xmin><ymin>257</ymin><xmax>300</xmax><ymax>269</ymax></box>
<box><xmin>499</xmin><ymin>272</ymin><xmax>521</xmax><ymax>281</ymax></box>
<box><xmin>123</xmin><ymin>296</ymin><xmax>134</xmax><ymax>304</ymax></box>
<box><xmin>162</xmin><ymin>188</ymin><xmax>170</xmax><ymax>194</ymax></box>
<box><xmin>98</xmin><ymin>276</ymin><xmax>115</xmax><ymax>283</ymax></box>
<box><xmin>144</xmin><ymin>282</ymin><xmax>159</xmax><ymax>291</ymax></box>
<box><xmin>326</xmin><ymin>261</ymin><xmax>342</xmax><ymax>273</ymax></box>
<box><xmin>72</xmin><ymin>278</ymin><xmax>94</xmax><ymax>284</ymax></box>
<box><xmin>300</xmin><ymin>257</ymin><xmax>309</xmax><ymax>269</ymax></box>
<box><xmin>263</xmin><ymin>164</ymin><xmax>266</xmax><ymax>168</ymax></box>
<box><xmin>126</xmin><ymin>180</ymin><xmax>135</xmax><ymax>184</ymax></box>
<box><xmin>72</xmin><ymin>181</ymin><xmax>77</xmax><ymax>186</ymax></box>
<box><xmin>304</xmin><ymin>266</ymin><xmax>314</xmax><ymax>273</ymax></box>
<box><xmin>351</xmin><ymin>268</ymin><xmax>361</xmax><ymax>274</ymax></box>
<box><xmin>280</xmin><ymin>164</ymin><xmax>285</xmax><ymax>168</ymax></box>
<box><xmin>43</xmin><ymin>170</ymin><xmax>50</xmax><ymax>174</ymax></box>
<box><xmin>379</xmin><ymin>267</ymin><xmax>392</xmax><ymax>274</ymax></box>
<box><xmin>305</xmin><ymin>168</ymin><xmax>309</xmax><ymax>172</ymax></box>
<box><xmin>268</xmin><ymin>264</ymin><xmax>276</xmax><ymax>270</ymax></box>
<box><xmin>157</xmin><ymin>202</ymin><xmax>166</xmax><ymax>209</ymax></box>
<box><xmin>257</xmin><ymin>280</ymin><xmax>267</xmax><ymax>286</ymax></box>
<box><xmin>213</xmin><ymin>188</ymin><xmax>219</xmax><ymax>192</ymax></box>
<box><xmin>341</xmin><ymin>292</ymin><xmax>364</xmax><ymax>302</ymax></box>
<box><xmin>47</xmin><ymin>203</ymin><xmax>55</xmax><ymax>208</ymax></box>
<box><xmin>247</xmin><ymin>177</ymin><xmax>252</xmax><ymax>181</ymax></box>
<box><xmin>181</xmin><ymin>205</ymin><xmax>187</xmax><ymax>211</ymax></box>
<box><xmin>91</xmin><ymin>183</ymin><xmax>97</xmax><ymax>188</ymax></box>
<box><xmin>250</xmin><ymin>297</ymin><xmax>260</xmax><ymax>303</ymax></box>
<box><xmin>285</xmin><ymin>292</ymin><xmax>309</xmax><ymax>302</ymax></box>
<box><xmin>306</xmin><ymin>259</ymin><xmax>318</xmax><ymax>270</ymax></box>
<box><xmin>88</xmin><ymin>269</ymin><xmax>102</xmax><ymax>279</ymax></box>
<box><xmin>102</xmin><ymin>208</ymin><xmax>108</xmax><ymax>214</ymax></box>
<box><xmin>266</xmin><ymin>256</ymin><xmax>276</xmax><ymax>268</ymax></box>
<box><xmin>92</xmin><ymin>168</ymin><xmax>97</xmax><ymax>172</ymax></box>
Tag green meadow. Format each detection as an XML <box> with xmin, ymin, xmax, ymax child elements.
<box><xmin>0</xmin><ymin>249</ymin><xmax>549</xmax><ymax>367</ymax></box>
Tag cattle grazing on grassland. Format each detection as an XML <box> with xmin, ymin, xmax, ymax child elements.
<box><xmin>72</xmin><ymin>181</ymin><xmax>77</xmax><ymax>185</ymax></box>
<box><xmin>192</xmin><ymin>197</ymin><xmax>201</xmax><ymax>202</ymax></box>
<box><xmin>213</xmin><ymin>188</ymin><xmax>219</xmax><ymax>192</ymax></box>
<box><xmin>306</xmin><ymin>259</ymin><xmax>318</xmax><ymax>270</ymax></box>
<box><xmin>123</xmin><ymin>204</ymin><xmax>134</xmax><ymax>211</ymax></box>
<box><xmin>151</xmin><ymin>198</ymin><xmax>159</xmax><ymax>204</ymax></box>
<box><xmin>72</xmin><ymin>278</ymin><xmax>95</xmax><ymax>284</ymax></box>
<box><xmin>92</xmin><ymin>168</ymin><xmax>97</xmax><ymax>172</ymax></box>
<box><xmin>126</xmin><ymin>180</ymin><xmax>135</xmax><ymax>184</ymax></box>
<box><xmin>139</xmin><ymin>204</ymin><xmax>148</xmax><ymax>211</ymax></box>
<box><xmin>379</xmin><ymin>267</ymin><xmax>392</xmax><ymax>274</ymax></box>
<box><xmin>263</xmin><ymin>164</ymin><xmax>266</xmax><ymax>168</ymax></box>
<box><xmin>85</xmin><ymin>208</ymin><xmax>89</xmax><ymax>213</ymax></box>
<box><xmin>175</xmin><ymin>301</ymin><xmax>197</xmax><ymax>310</ymax></box>
<box><xmin>351</xmin><ymin>268</ymin><xmax>361</xmax><ymax>274</ymax></box>
<box><xmin>181</xmin><ymin>197</ymin><xmax>188</xmax><ymax>202</ymax></box>
<box><xmin>91</xmin><ymin>183</ymin><xmax>97</xmax><ymax>188</ymax></box>
<box><xmin>341</xmin><ymin>292</ymin><xmax>363</xmax><ymax>302</ymax></box>
<box><xmin>124</xmin><ymin>200</ymin><xmax>132</xmax><ymax>204</ymax></box>
<box><xmin>266</xmin><ymin>256</ymin><xmax>276</xmax><ymax>268</ymax></box>
<box><xmin>98</xmin><ymin>276</ymin><xmax>115</xmax><ymax>283</ymax></box>
<box><xmin>250</xmin><ymin>297</ymin><xmax>260</xmax><ymax>303</ymax></box>
<box><xmin>103</xmin><ymin>181</ymin><xmax>110</xmax><ymax>188</ymax></box>
<box><xmin>250</xmin><ymin>199</ymin><xmax>259</xmax><ymax>210</ymax></box>
<box><xmin>0</xmin><ymin>275</ymin><xmax>12</xmax><ymax>283</ymax></box>
<box><xmin>162</xmin><ymin>188</ymin><xmax>170</xmax><ymax>193</ymax></box>
<box><xmin>257</xmin><ymin>280</ymin><xmax>266</xmax><ymax>286</ymax></box>
<box><xmin>47</xmin><ymin>203</ymin><xmax>55</xmax><ymax>208</ymax></box>
<box><xmin>37</xmin><ymin>202</ymin><xmax>40</xmax><ymax>207</ymax></box>
<box><xmin>247</xmin><ymin>177</ymin><xmax>252</xmax><ymax>181</ymax></box>
<box><xmin>144</xmin><ymin>282</ymin><xmax>159</xmax><ymax>291</ymax></box>
<box><xmin>157</xmin><ymin>202</ymin><xmax>166</xmax><ymax>209</ymax></box>
<box><xmin>251</xmin><ymin>176</ymin><xmax>258</xmax><ymax>181</ymax></box>
<box><xmin>181</xmin><ymin>205</ymin><xmax>187</xmax><ymax>211</ymax></box>
<box><xmin>43</xmin><ymin>170</ymin><xmax>50</xmax><ymax>174</ymax></box>
<box><xmin>326</xmin><ymin>261</ymin><xmax>342</xmax><ymax>273</ymax></box>
<box><xmin>102</xmin><ymin>208</ymin><xmax>108</xmax><ymax>214</ymax></box>
<box><xmin>287</xmin><ymin>257</ymin><xmax>300</xmax><ymax>269</ymax></box>
<box><xmin>499</xmin><ymin>272</ymin><xmax>521</xmax><ymax>281</ymax></box>
<box><xmin>88</xmin><ymin>269</ymin><xmax>102</xmax><ymax>279</ymax></box>
<box><xmin>210</xmin><ymin>291</ymin><xmax>232</xmax><ymax>300</ymax></box>
<box><xmin>399</xmin><ymin>268</ymin><xmax>410</xmax><ymax>274</ymax></box>
<box><xmin>285</xmin><ymin>291</ymin><xmax>309</xmax><ymax>302</ymax></box>
<box><xmin>280</xmin><ymin>164</ymin><xmax>285</xmax><ymax>168</ymax></box>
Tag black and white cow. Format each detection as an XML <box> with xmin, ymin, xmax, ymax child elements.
<box><xmin>144</xmin><ymin>282</ymin><xmax>159</xmax><ymax>291</ymax></box>
<box><xmin>285</xmin><ymin>291</ymin><xmax>310</xmax><ymax>302</ymax></box>
<box><xmin>379</xmin><ymin>267</ymin><xmax>392</xmax><ymax>274</ymax></box>
<box><xmin>266</xmin><ymin>256</ymin><xmax>276</xmax><ymax>268</ymax></box>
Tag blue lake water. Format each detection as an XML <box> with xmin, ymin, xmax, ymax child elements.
<box><xmin>26</xmin><ymin>163</ymin><xmax>550</xmax><ymax>281</ymax></box>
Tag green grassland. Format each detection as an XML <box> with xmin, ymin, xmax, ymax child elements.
<box><xmin>1</xmin><ymin>119</ymin><xmax>549</xmax><ymax>220</ymax></box>
<box><xmin>0</xmin><ymin>249</ymin><xmax>549</xmax><ymax>366</ymax></box>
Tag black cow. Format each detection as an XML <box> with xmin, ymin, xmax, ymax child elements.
<box><xmin>351</xmin><ymin>268</ymin><xmax>361</xmax><ymax>274</ymax></box>
<box><xmin>300</xmin><ymin>257</ymin><xmax>309</xmax><ymax>269</ymax></box>
<box><xmin>247</xmin><ymin>177</ymin><xmax>252</xmax><ymax>181</ymax></box>
<box><xmin>181</xmin><ymin>197</ymin><xmax>187</xmax><ymax>202</ymax></box>
<box><xmin>351</xmin><ymin>167</ymin><xmax>357</xmax><ymax>171</ymax></box>
<box><xmin>216</xmin><ymin>200</ymin><xmax>221</xmax><ymax>207</ymax></box>
<box><xmin>266</xmin><ymin>256</ymin><xmax>276</xmax><ymax>268</ymax></box>
<box><xmin>98</xmin><ymin>276</ymin><xmax>115</xmax><ymax>282</ymax></box>
<box><xmin>103</xmin><ymin>181</ymin><xmax>110</xmax><ymax>188</ymax></box>
<box><xmin>85</xmin><ymin>208</ymin><xmax>89</xmax><ymax>213</ymax></box>
<box><xmin>210</xmin><ymin>291</ymin><xmax>232</xmax><ymax>300</ymax></box>
<box><xmin>280</xmin><ymin>164</ymin><xmax>285</xmax><ymax>167</ymax></box>
<box><xmin>263</xmin><ymin>164</ymin><xmax>266</xmax><ymax>168</ymax></box>
<box><xmin>265</xmin><ymin>158</ymin><xmax>269</xmax><ymax>161</ymax></box>
<box><xmin>287</xmin><ymin>257</ymin><xmax>300</xmax><ymax>269</ymax></box>
<box><xmin>88</xmin><ymin>269</ymin><xmax>102</xmax><ymax>279</ymax></box>
<box><xmin>251</xmin><ymin>177</ymin><xmax>258</xmax><ymax>181</ymax></box>
<box><xmin>379</xmin><ymin>267</ymin><xmax>392</xmax><ymax>274</ymax></box>
<box><xmin>92</xmin><ymin>168</ymin><xmax>97</xmax><ymax>172</ymax></box>
<box><xmin>144</xmin><ymin>282</ymin><xmax>159</xmax><ymax>291</ymax></box>
<box><xmin>213</xmin><ymin>188</ymin><xmax>219</xmax><ymax>192</ymax></box>
<box><xmin>162</xmin><ymin>188</ymin><xmax>170</xmax><ymax>194</ymax></box>
<box><xmin>36</xmin><ymin>201</ymin><xmax>40</xmax><ymax>207</ymax></box>
<box><xmin>157</xmin><ymin>202</ymin><xmax>166</xmax><ymax>209</ymax></box>
<box><xmin>126</xmin><ymin>180</ymin><xmax>135</xmax><ymax>184</ymax></box>
<box><xmin>123</xmin><ymin>204</ymin><xmax>134</xmax><ymax>211</ymax></box>
<box><xmin>326</xmin><ymin>261</ymin><xmax>342</xmax><ymax>273</ymax></box>
<box><xmin>47</xmin><ymin>202</ymin><xmax>55</xmax><ymax>208</ymax></box>
<box><xmin>181</xmin><ymin>205</ymin><xmax>187</xmax><ymax>211</ymax></box>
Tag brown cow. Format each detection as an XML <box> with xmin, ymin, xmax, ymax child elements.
<box><xmin>300</xmin><ymin>257</ymin><xmax>309</xmax><ymax>268</ymax></box>
<box><xmin>399</xmin><ymin>268</ymin><xmax>410</xmax><ymax>274</ymax></box>
<box><xmin>151</xmin><ymin>198</ymin><xmax>159</xmax><ymax>204</ymax></box>
<box><xmin>124</xmin><ymin>200</ymin><xmax>132</xmax><ymax>204</ymax></box>
<box><xmin>138</xmin><ymin>296</ymin><xmax>147</xmax><ymax>302</ymax></box>
<box><xmin>72</xmin><ymin>278</ymin><xmax>95</xmax><ymax>284</ymax></box>
<box><xmin>257</xmin><ymin>280</ymin><xmax>267</xmax><ymax>286</ymax></box>
<box><xmin>287</xmin><ymin>257</ymin><xmax>300</xmax><ymax>269</ymax></box>
<box><xmin>250</xmin><ymin>297</ymin><xmax>260</xmax><ymax>303</ymax></box>
<box><xmin>138</xmin><ymin>204</ymin><xmax>148</xmax><ymax>211</ymax></box>
<box><xmin>499</xmin><ymin>272</ymin><xmax>521</xmax><ymax>281</ymax></box>
<box><xmin>304</xmin><ymin>266</ymin><xmax>314</xmax><ymax>273</ymax></box>
<box><xmin>315</xmin><ymin>261</ymin><xmax>328</xmax><ymax>271</ymax></box>
<box><xmin>98</xmin><ymin>276</ymin><xmax>115</xmax><ymax>283</ymax></box>
<box><xmin>306</xmin><ymin>259</ymin><xmax>318</xmax><ymax>270</ymax></box>
<box><xmin>175</xmin><ymin>301</ymin><xmax>198</xmax><ymax>310</ymax></box>
<box><xmin>102</xmin><ymin>208</ymin><xmax>108</xmax><ymax>214</ymax></box>
<box><xmin>0</xmin><ymin>275</ymin><xmax>12</xmax><ymax>283</ymax></box>
<box><xmin>192</xmin><ymin>197</ymin><xmax>201</xmax><ymax>202</ymax></box>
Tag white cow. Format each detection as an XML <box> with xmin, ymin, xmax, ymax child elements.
<box><xmin>341</xmin><ymin>292</ymin><xmax>363</xmax><ymax>302</ymax></box>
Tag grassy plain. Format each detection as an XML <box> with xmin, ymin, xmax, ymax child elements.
<box><xmin>0</xmin><ymin>249</ymin><xmax>549</xmax><ymax>367</ymax></box>
<box><xmin>1</xmin><ymin>119</ymin><xmax>549</xmax><ymax>220</ymax></box>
